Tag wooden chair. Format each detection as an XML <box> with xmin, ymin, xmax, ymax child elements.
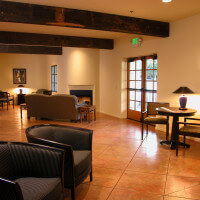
<box><xmin>141</xmin><ymin>102</ymin><xmax>170</xmax><ymax>140</ymax></box>
<box><xmin>176</xmin><ymin>117</ymin><xmax>200</xmax><ymax>155</ymax></box>
<box><xmin>0</xmin><ymin>92</ymin><xmax>14</xmax><ymax>110</ymax></box>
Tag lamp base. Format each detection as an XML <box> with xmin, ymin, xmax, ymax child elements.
<box><xmin>179</xmin><ymin>107</ymin><xmax>187</xmax><ymax>110</ymax></box>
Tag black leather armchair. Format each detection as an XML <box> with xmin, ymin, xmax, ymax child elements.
<box><xmin>0</xmin><ymin>141</ymin><xmax>65</xmax><ymax>200</ymax></box>
<box><xmin>26</xmin><ymin>124</ymin><xmax>93</xmax><ymax>200</ymax></box>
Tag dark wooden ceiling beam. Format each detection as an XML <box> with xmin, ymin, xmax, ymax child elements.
<box><xmin>0</xmin><ymin>1</ymin><xmax>169</xmax><ymax>37</ymax></box>
<box><xmin>0</xmin><ymin>31</ymin><xmax>114</xmax><ymax>50</ymax></box>
<box><xmin>0</xmin><ymin>44</ymin><xmax>62</xmax><ymax>55</ymax></box>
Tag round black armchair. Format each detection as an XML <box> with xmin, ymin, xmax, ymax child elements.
<box><xmin>26</xmin><ymin>124</ymin><xmax>93</xmax><ymax>200</ymax></box>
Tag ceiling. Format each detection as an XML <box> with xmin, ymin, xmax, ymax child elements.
<box><xmin>1</xmin><ymin>0</ymin><xmax>200</xmax><ymax>39</ymax></box>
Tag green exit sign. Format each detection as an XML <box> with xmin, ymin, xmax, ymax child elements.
<box><xmin>132</xmin><ymin>38</ymin><xmax>138</xmax><ymax>45</ymax></box>
<box><xmin>131</xmin><ymin>37</ymin><xmax>143</xmax><ymax>46</ymax></box>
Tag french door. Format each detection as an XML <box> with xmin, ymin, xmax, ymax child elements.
<box><xmin>127</xmin><ymin>55</ymin><xmax>157</xmax><ymax>121</ymax></box>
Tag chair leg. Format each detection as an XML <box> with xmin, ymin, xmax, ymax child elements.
<box><xmin>90</xmin><ymin>169</ymin><xmax>93</xmax><ymax>182</ymax></box>
<box><xmin>71</xmin><ymin>186</ymin><xmax>75</xmax><ymax>200</ymax></box>
<box><xmin>184</xmin><ymin>135</ymin><xmax>186</xmax><ymax>148</ymax></box>
<box><xmin>141</xmin><ymin>123</ymin><xmax>144</xmax><ymax>140</ymax></box>
<box><xmin>146</xmin><ymin>124</ymin><xmax>148</xmax><ymax>135</ymax></box>
<box><xmin>176</xmin><ymin>134</ymin><xmax>179</xmax><ymax>156</ymax></box>
<box><xmin>166</xmin><ymin>123</ymin><xmax>169</xmax><ymax>141</ymax></box>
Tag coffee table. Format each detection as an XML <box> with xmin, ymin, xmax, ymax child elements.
<box><xmin>156</xmin><ymin>107</ymin><xmax>196</xmax><ymax>149</ymax></box>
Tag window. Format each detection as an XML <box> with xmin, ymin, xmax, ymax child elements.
<box><xmin>51</xmin><ymin>65</ymin><xmax>57</xmax><ymax>92</ymax></box>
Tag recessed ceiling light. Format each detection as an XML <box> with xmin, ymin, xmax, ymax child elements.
<box><xmin>162</xmin><ymin>0</ymin><xmax>172</xmax><ymax>3</ymax></box>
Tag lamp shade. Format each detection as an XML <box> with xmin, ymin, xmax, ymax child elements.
<box><xmin>173</xmin><ymin>87</ymin><xmax>194</xmax><ymax>110</ymax></box>
<box><xmin>18</xmin><ymin>85</ymin><xmax>24</xmax><ymax>88</ymax></box>
<box><xmin>173</xmin><ymin>87</ymin><xmax>194</xmax><ymax>94</ymax></box>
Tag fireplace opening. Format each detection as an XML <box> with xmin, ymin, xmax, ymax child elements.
<box><xmin>70</xmin><ymin>90</ymin><xmax>93</xmax><ymax>105</ymax></box>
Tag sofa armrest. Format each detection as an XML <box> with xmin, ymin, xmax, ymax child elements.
<box><xmin>0</xmin><ymin>178</ymin><xmax>23</xmax><ymax>200</ymax></box>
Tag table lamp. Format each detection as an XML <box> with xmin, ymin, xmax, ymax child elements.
<box><xmin>173</xmin><ymin>86</ymin><xmax>194</xmax><ymax>110</ymax></box>
<box><xmin>17</xmin><ymin>85</ymin><xmax>24</xmax><ymax>94</ymax></box>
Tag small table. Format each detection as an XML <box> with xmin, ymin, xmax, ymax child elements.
<box><xmin>18</xmin><ymin>94</ymin><xmax>26</xmax><ymax>105</ymax></box>
<box><xmin>80</xmin><ymin>105</ymin><xmax>96</xmax><ymax>123</ymax></box>
<box><xmin>20</xmin><ymin>103</ymin><xmax>27</xmax><ymax>119</ymax></box>
<box><xmin>156</xmin><ymin>107</ymin><xmax>196</xmax><ymax>149</ymax></box>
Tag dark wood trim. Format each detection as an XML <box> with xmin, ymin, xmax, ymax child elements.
<box><xmin>0</xmin><ymin>31</ymin><xmax>113</xmax><ymax>50</ymax></box>
<box><xmin>0</xmin><ymin>44</ymin><xmax>62</xmax><ymax>55</ymax></box>
<box><xmin>0</xmin><ymin>1</ymin><xmax>169</xmax><ymax>37</ymax></box>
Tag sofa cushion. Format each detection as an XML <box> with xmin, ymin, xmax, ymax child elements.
<box><xmin>73</xmin><ymin>151</ymin><xmax>91</xmax><ymax>185</ymax></box>
<box><xmin>15</xmin><ymin>177</ymin><xmax>63</xmax><ymax>200</ymax></box>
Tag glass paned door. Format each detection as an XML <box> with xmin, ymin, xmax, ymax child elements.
<box><xmin>127</xmin><ymin>55</ymin><xmax>157</xmax><ymax>121</ymax></box>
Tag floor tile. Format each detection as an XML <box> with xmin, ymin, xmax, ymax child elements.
<box><xmin>93</xmin><ymin>153</ymin><xmax>131</xmax><ymax>170</ymax></box>
<box><xmin>165</xmin><ymin>175</ymin><xmax>200</xmax><ymax>195</ymax></box>
<box><xmin>116</xmin><ymin>171</ymin><xmax>166</xmax><ymax>194</ymax></box>
<box><xmin>108</xmin><ymin>188</ymin><xmax>164</xmax><ymax>200</ymax></box>
<box><xmin>64</xmin><ymin>184</ymin><xmax>112</xmax><ymax>200</ymax></box>
<box><xmin>168</xmin><ymin>157</ymin><xmax>200</xmax><ymax>178</ymax></box>
<box><xmin>83</xmin><ymin>167</ymin><xmax>123</xmax><ymax>187</ymax></box>
<box><xmin>166</xmin><ymin>184</ymin><xmax>200</xmax><ymax>199</ymax></box>
<box><xmin>127</xmin><ymin>157</ymin><xmax>168</xmax><ymax>175</ymax></box>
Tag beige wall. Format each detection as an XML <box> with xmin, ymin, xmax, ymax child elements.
<box><xmin>0</xmin><ymin>53</ymin><xmax>48</xmax><ymax>100</ymax></box>
<box><xmin>0</xmin><ymin>48</ymin><xmax>100</xmax><ymax>110</ymax></box>
<box><xmin>46</xmin><ymin>47</ymin><xmax>100</xmax><ymax>110</ymax></box>
<box><xmin>99</xmin><ymin>13</ymin><xmax>200</xmax><ymax>118</ymax></box>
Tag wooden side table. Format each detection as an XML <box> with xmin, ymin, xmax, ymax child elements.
<box><xmin>80</xmin><ymin>105</ymin><xmax>96</xmax><ymax>123</ymax></box>
<box><xmin>20</xmin><ymin>103</ymin><xmax>27</xmax><ymax>119</ymax></box>
<box><xmin>18</xmin><ymin>94</ymin><xmax>26</xmax><ymax>105</ymax></box>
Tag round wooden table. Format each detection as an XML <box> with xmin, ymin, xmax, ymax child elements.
<box><xmin>156</xmin><ymin>107</ymin><xmax>197</xmax><ymax>149</ymax></box>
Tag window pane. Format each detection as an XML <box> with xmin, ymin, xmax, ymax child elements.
<box><xmin>136</xmin><ymin>71</ymin><xmax>142</xmax><ymax>80</ymax></box>
<box><xmin>51</xmin><ymin>75</ymin><xmax>54</xmax><ymax>82</ymax></box>
<box><xmin>52</xmin><ymin>84</ymin><xmax>55</xmax><ymax>91</ymax></box>
<box><xmin>129</xmin><ymin>81</ymin><xmax>135</xmax><ymax>88</ymax></box>
<box><xmin>129</xmin><ymin>71</ymin><xmax>135</xmax><ymax>80</ymax></box>
<box><xmin>154</xmin><ymin>59</ymin><xmax>157</xmax><ymax>69</ymax></box>
<box><xmin>55</xmin><ymin>83</ymin><xmax>57</xmax><ymax>92</ymax></box>
<box><xmin>54</xmin><ymin>66</ymin><xmax>57</xmax><ymax>74</ymax></box>
<box><xmin>153</xmin><ymin>93</ymin><xmax>157</xmax><ymax>102</ymax></box>
<box><xmin>154</xmin><ymin>70</ymin><xmax>157</xmax><ymax>81</ymax></box>
<box><xmin>146</xmin><ymin>81</ymin><xmax>153</xmax><ymax>90</ymax></box>
<box><xmin>146</xmin><ymin>70</ymin><xmax>153</xmax><ymax>80</ymax></box>
<box><xmin>136</xmin><ymin>81</ymin><xmax>142</xmax><ymax>89</ymax></box>
<box><xmin>136</xmin><ymin>91</ymin><xmax>141</xmax><ymax>101</ymax></box>
<box><xmin>129</xmin><ymin>101</ymin><xmax>135</xmax><ymax>110</ymax></box>
<box><xmin>136</xmin><ymin>101</ymin><xmax>141</xmax><ymax>111</ymax></box>
<box><xmin>146</xmin><ymin>92</ymin><xmax>153</xmax><ymax>102</ymax></box>
<box><xmin>129</xmin><ymin>91</ymin><xmax>135</xmax><ymax>100</ymax></box>
<box><xmin>51</xmin><ymin>67</ymin><xmax>54</xmax><ymax>74</ymax></box>
<box><xmin>146</xmin><ymin>59</ymin><xmax>153</xmax><ymax>69</ymax></box>
<box><xmin>130</xmin><ymin>61</ymin><xmax>135</xmax><ymax>70</ymax></box>
<box><xmin>55</xmin><ymin>75</ymin><xmax>57</xmax><ymax>82</ymax></box>
<box><xmin>136</xmin><ymin>60</ymin><xmax>142</xmax><ymax>70</ymax></box>
<box><xmin>154</xmin><ymin>82</ymin><xmax>157</xmax><ymax>90</ymax></box>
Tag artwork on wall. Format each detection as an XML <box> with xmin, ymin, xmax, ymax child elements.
<box><xmin>13</xmin><ymin>68</ymin><xmax>26</xmax><ymax>84</ymax></box>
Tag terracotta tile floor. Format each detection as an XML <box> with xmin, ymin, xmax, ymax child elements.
<box><xmin>0</xmin><ymin>106</ymin><xmax>200</xmax><ymax>200</ymax></box>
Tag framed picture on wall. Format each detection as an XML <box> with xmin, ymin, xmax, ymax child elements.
<box><xmin>13</xmin><ymin>68</ymin><xmax>26</xmax><ymax>84</ymax></box>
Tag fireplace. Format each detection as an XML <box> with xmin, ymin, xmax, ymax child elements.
<box><xmin>70</xmin><ymin>90</ymin><xmax>93</xmax><ymax>105</ymax></box>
